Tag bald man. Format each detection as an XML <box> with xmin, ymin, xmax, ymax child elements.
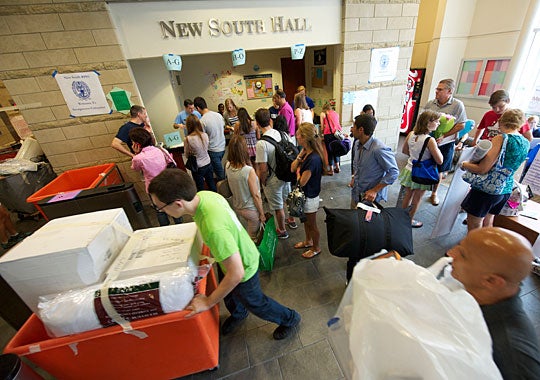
<box><xmin>448</xmin><ymin>228</ymin><xmax>540</xmax><ymax>379</ymax></box>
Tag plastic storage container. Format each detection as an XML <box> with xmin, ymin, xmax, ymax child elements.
<box><xmin>26</xmin><ymin>164</ymin><xmax>123</xmax><ymax>219</ymax></box>
<box><xmin>3</xmin><ymin>265</ymin><xmax>219</xmax><ymax>380</ymax></box>
<box><xmin>36</xmin><ymin>183</ymin><xmax>150</xmax><ymax>230</ymax></box>
<box><xmin>0</xmin><ymin>162</ymin><xmax>56</xmax><ymax>216</ymax></box>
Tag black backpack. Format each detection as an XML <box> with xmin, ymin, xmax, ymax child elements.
<box><xmin>261</xmin><ymin>131</ymin><xmax>299</xmax><ymax>182</ymax></box>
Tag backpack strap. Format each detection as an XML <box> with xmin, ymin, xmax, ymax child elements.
<box><xmin>261</xmin><ymin>132</ymin><xmax>281</xmax><ymax>175</ymax></box>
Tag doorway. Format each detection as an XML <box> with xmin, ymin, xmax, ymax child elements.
<box><xmin>280</xmin><ymin>57</ymin><xmax>306</xmax><ymax>103</ymax></box>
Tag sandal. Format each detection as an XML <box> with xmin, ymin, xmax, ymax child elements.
<box><xmin>302</xmin><ymin>249</ymin><xmax>321</xmax><ymax>259</ymax></box>
<box><xmin>411</xmin><ymin>220</ymin><xmax>423</xmax><ymax>228</ymax></box>
<box><xmin>294</xmin><ymin>241</ymin><xmax>313</xmax><ymax>249</ymax></box>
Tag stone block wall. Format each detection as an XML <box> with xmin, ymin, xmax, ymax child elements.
<box><xmin>0</xmin><ymin>0</ymin><xmax>140</xmax><ymax>176</ymax></box>
<box><xmin>342</xmin><ymin>0</ymin><xmax>420</xmax><ymax>150</ymax></box>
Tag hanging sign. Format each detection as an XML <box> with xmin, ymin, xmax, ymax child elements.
<box><xmin>291</xmin><ymin>44</ymin><xmax>306</xmax><ymax>60</ymax></box>
<box><xmin>54</xmin><ymin>71</ymin><xmax>111</xmax><ymax>117</ymax></box>
<box><xmin>163</xmin><ymin>54</ymin><xmax>182</xmax><ymax>71</ymax></box>
<box><xmin>232</xmin><ymin>48</ymin><xmax>246</xmax><ymax>67</ymax></box>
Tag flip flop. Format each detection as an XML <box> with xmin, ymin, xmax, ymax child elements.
<box><xmin>411</xmin><ymin>220</ymin><xmax>423</xmax><ymax>228</ymax></box>
<box><xmin>294</xmin><ymin>241</ymin><xmax>313</xmax><ymax>249</ymax></box>
<box><xmin>302</xmin><ymin>249</ymin><xmax>321</xmax><ymax>258</ymax></box>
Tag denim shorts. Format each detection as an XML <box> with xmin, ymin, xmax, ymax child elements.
<box><xmin>461</xmin><ymin>188</ymin><xmax>510</xmax><ymax>217</ymax></box>
<box><xmin>263</xmin><ymin>175</ymin><xmax>287</xmax><ymax>211</ymax></box>
<box><xmin>304</xmin><ymin>196</ymin><xmax>320</xmax><ymax>213</ymax></box>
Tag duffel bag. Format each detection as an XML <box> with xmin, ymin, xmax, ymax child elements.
<box><xmin>323</xmin><ymin>202</ymin><xmax>413</xmax><ymax>259</ymax></box>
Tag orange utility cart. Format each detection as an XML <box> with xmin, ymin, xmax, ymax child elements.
<box><xmin>3</xmin><ymin>267</ymin><xmax>220</xmax><ymax>380</ymax></box>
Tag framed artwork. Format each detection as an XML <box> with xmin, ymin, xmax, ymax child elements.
<box><xmin>314</xmin><ymin>48</ymin><xmax>326</xmax><ymax>66</ymax></box>
<box><xmin>456</xmin><ymin>58</ymin><xmax>511</xmax><ymax>97</ymax></box>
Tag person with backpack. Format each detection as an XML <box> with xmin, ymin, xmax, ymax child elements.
<box><xmin>255</xmin><ymin>108</ymin><xmax>298</xmax><ymax>239</ymax></box>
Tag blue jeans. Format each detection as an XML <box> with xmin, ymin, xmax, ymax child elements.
<box><xmin>223</xmin><ymin>270</ymin><xmax>299</xmax><ymax>327</ymax></box>
<box><xmin>156</xmin><ymin>211</ymin><xmax>183</xmax><ymax>226</ymax></box>
<box><xmin>208</xmin><ymin>150</ymin><xmax>225</xmax><ymax>181</ymax></box>
<box><xmin>193</xmin><ymin>163</ymin><xmax>217</xmax><ymax>192</ymax></box>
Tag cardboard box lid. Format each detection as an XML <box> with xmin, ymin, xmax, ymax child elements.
<box><xmin>110</xmin><ymin>223</ymin><xmax>202</xmax><ymax>280</ymax></box>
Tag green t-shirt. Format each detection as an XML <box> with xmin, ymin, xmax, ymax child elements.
<box><xmin>193</xmin><ymin>191</ymin><xmax>259</xmax><ymax>282</ymax></box>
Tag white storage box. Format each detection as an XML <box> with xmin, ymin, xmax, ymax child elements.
<box><xmin>0</xmin><ymin>208</ymin><xmax>132</xmax><ymax>313</ymax></box>
<box><xmin>109</xmin><ymin>222</ymin><xmax>203</xmax><ymax>280</ymax></box>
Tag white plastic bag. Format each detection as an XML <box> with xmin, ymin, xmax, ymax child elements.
<box><xmin>38</xmin><ymin>266</ymin><xmax>201</xmax><ymax>337</ymax></box>
<box><xmin>329</xmin><ymin>258</ymin><xmax>501</xmax><ymax>380</ymax></box>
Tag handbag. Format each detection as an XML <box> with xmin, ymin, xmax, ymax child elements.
<box><xmin>184</xmin><ymin>136</ymin><xmax>198</xmax><ymax>172</ymax></box>
<box><xmin>158</xmin><ymin>146</ymin><xmax>177</xmax><ymax>168</ymax></box>
<box><xmin>462</xmin><ymin>133</ymin><xmax>512</xmax><ymax>195</ymax></box>
<box><xmin>326</xmin><ymin>113</ymin><xmax>344</xmax><ymax>141</ymax></box>
<box><xmin>185</xmin><ymin>154</ymin><xmax>198</xmax><ymax>172</ymax></box>
<box><xmin>258</xmin><ymin>216</ymin><xmax>278</xmax><ymax>271</ymax></box>
<box><xmin>499</xmin><ymin>180</ymin><xmax>528</xmax><ymax>216</ymax></box>
<box><xmin>411</xmin><ymin>137</ymin><xmax>439</xmax><ymax>185</ymax></box>
<box><xmin>286</xmin><ymin>184</ymin><xmax>306</xmax><ymax>218</ymax></box>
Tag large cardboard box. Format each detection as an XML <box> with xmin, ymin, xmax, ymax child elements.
<box><xmin>0</xmin><ymin>208</ymin><xmax>132</xmax><ymax>313</ymax></box>
<box><xmin>110</xmin><ymin>222</ymin><xmax>202</xmax><ymax>280</ymax></box>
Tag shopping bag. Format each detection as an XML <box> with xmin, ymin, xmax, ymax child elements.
<box><xmin>328</xmin><ymin>258</ymin><xmax>502</xmax><ymax>380</ymax></box>
<box><xmin>257</xmin><ymin>216</ymin><xmax>277</xmax><ymax>271</ymax></box>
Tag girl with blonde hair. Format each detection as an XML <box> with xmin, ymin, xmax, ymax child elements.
<box><xmin>290</xmin><ymin>123</ymin><xmax>324</xmax><ymax>258</ymax></box>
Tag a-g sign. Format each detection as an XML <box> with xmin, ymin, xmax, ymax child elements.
<box><xmin>291</xmin><ymin>44</ymin><xmax>306</xmax><ymax>60</ymax></box>
<box><xmin>232</xmin><ymin>48</ymin><xmax>246</xmax><ymax>67</ymax></box>
<box><xmin>163</xmin><ymin>54</ymin><xmax>182</xmax><ymax>71</ymax></box>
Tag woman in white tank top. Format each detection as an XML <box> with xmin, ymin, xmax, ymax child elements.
<box><xmin>294</xmin><ymin>92</ymin><xmax>313</xmax><ymax>133</ymax></box>
<box><xmin>398</xmin><ymin>110</ymin><xmax>443</xmax><ymax>228</ymax></box>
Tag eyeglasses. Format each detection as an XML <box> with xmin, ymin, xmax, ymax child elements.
<box><xmin>151</xmin><ymin>199</ymin><xmax>176</xmax><ymax>212</ymax></box>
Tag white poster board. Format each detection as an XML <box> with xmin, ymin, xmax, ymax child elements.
<box><xmin>54</xmin><ymin>71</ymin><xmax>111</xmax><ymax>117</ymax></box>
<box><xmin>369</xmin><ymin>47</ymin><xmax>399</xmax><ymax>83</ymax></box>
<box><xmin>523</xmin><ymin>151</ymin><xmax>540</xmax><ymax>195</ymax></box>
<box><xmin>431</xmin><ymin>148</ymin><xmax>475</xmax><ymax>238</ymax></box>
<box><xmin>351</xmin><ymin>88</ymin><xmax>379</xmax><ymax>117</ymax></box>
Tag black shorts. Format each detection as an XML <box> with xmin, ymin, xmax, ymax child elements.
<box><xmin>438</xmin><ymin>143</ymin><xmax>455</xmax><ymax>173</ymax></box>
<box><xmin>461</xmin><ymin>188</ymin><xmax>510</xmax><ymax>218</ymax></box>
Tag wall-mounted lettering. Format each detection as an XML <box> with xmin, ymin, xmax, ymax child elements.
<box><xmin>159</xmin><ymin>17</ymin><xmax>310</xmax><ymax>39</ymax></box>
<box><xmin>160</xmin><ymin>21</ymin><xmax>203</xmax><ymax>39</ymax></box>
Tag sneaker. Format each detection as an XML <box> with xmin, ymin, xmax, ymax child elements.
<box><xmin>285</xmin><ymin>220</ymin><xmax>298</xmax><ymax>229</ymax></box>
<box><xmin>273</xmin><ymin>313</ymin><xmax>301</xmax><ymax>340</ymax></box>
<box><xmin>430</xmin><ymin>194</ymin><xmax>440</xmax><ymax>206</ymax></box>
<box><xmin>221</xmin><ymin>316</ymin><xmax>247</xmax><ymax>335</ymax></box>
<box><xmin>277</xmin><ymin>230</ymin><xmax>289</xmax><ymax>239</ymax></box>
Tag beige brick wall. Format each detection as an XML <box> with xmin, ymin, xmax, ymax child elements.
<box><xmin>0</xmin><ymin>0</ymin><xmax>148</xmax><ymax>204</ymax></box>
<box><xmin>0</xmin><ymin>1</ymin><xmax>141</xmax><ymax>178</ymax></box>
<box><xmin>342</xmin><ymin>0</ymin><xmax>420</xmax><ymax>150</ymax></box>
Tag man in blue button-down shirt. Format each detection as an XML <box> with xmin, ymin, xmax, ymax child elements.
<box><xmin>350</xmin><ymin>114</ymin><xmax>399</xmax><ymax>208</ymax></box>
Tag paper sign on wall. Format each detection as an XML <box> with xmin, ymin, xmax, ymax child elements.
<box><xmin>369</xmin><ymin>47</ymin><xmax>400</xmax><ymax>83</ymax></box>
<box><xmin>54</xmin><ymin>71</ymin><xmax>111</xmax><ymax>117</ymax></box>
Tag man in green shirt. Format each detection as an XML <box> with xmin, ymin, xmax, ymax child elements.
<box><xmin>148</xmin><ymin>169</ymin><xmax>300</xmax><ymax>340</ymax></box>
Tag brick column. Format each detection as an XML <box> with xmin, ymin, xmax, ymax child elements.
<box><xmin>342</xmin><ymin>0</ymin><xmax>420</xmax><ymax>150</ymax></box>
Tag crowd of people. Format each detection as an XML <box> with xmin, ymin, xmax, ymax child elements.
<box><xmin>108</xmin><ymin>81</ymin><xmax>540</xmax><ymax>375</ymax></box>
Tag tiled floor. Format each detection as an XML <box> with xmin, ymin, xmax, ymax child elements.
<box><xmin>1</xmin><ymin>152</ymin><xmax>540</xmax><ymax>380</ymax></box>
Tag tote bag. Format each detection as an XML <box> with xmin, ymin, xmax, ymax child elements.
<box><xmin>411</xmin><ymin>137</ymin><xmax>439</xmax><ymax>185</ymax></box>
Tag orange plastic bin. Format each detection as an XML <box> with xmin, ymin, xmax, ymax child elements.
<box><xmin>26</xmin><ymin>163</ymin><xmax>123</xmax><ymax>220</ymax></box>
<box><xmin>3</xmin><ymin>268</ymin><xmax>220</xmax><ymax>380</ymax></box>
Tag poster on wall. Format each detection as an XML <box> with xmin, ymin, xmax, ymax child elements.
<box><xmin>314</xmin><ymin>48</ymin><xmax>326</xmax><ymax>66</ymax></box>
<box><xmin>244</xmin><ymin>74</ymin><xmax>273</xmax><ymax>99</ymax></box>
<box><xmin>54</xmin><ymin>71</ymin><xmax>111</xmax><ymax>117</ymax></box>
<box><xmin>369</xmin><ymin>47</ymin><xmax>399</xmax><ymax>83</ymax></box>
